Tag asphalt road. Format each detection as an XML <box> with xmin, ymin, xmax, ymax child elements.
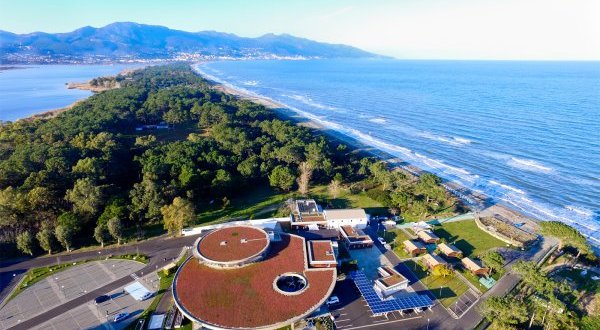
<box><xmin>0</xmin><ymin>234</ymin><xmax>199</xmax><ymax>329</ymax></box>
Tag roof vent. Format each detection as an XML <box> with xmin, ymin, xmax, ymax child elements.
<box><xmin>220</xmin><ymin>241</ymin><xmax>228</xmax><ymax>246</ymax></box>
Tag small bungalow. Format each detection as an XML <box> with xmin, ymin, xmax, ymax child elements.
<box><xmin>422</xmin><ymin>253</ymin><xmax>447</xmax><ymax>270</ymax></box>
<box><xmin>438</xmin><ymin>243</ymin><xmax>463</xmax><ymax>258</ymax></box>
<box><xmin>461</xmin><ymin>257</ymin><xmax>490</xmax><ymax>276</ymax></box>
<box><xmin>417</xmin><ymin>230</ymin><xmax>440</xmax><ymax>244</ymax></box>
<box><xmin>403</xmin><ymin>240</ymin><xmax>427</xmax><ymax>256</ymax></box>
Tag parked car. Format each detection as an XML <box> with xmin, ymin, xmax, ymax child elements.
<box><xmin>326</xmin><ymin>296</ymin><xmax>340</xmax><ymax>306</ymax></box>
<box><xmin>94</xmin><ymin>295</ymin><xmax>110</xmax><ymax>305</ymax></box>
<box><xmin>378</xmin><ymin>237</ymin><xmax>386</xmax><ymax>244</ymax></box>
<box><xmin>114</xmin><ymin>312</ymin><xmax>129</xmax><ymax>322</ymax></box>
<box><xmin>141</xmin><ymin>292</ymin><xmax>153</xmax><ymax>300</ymax></box>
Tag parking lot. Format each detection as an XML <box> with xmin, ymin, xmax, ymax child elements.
<box><xmin>329</xmin><ymin>279</ymin><xmax>433</xmax><ymax>330</ymax></box>
<box><xmin>348</xmin><ymin>246</ymin><xmax>392</xmax><ymax>280</ymax></box>
<box><xmin>447</xmin><ymin>288</ymin><xmax>479</xmax><ymax>319</ymax></box>
<box><xmin>0</xmin><ymin>259</ymin><xmax>145</xmax><ymax>330</ymax></box>
<box><xmin>30</xmin><ymin>272</ymin><xmax>158</xmax><ymax>330</ymax></box>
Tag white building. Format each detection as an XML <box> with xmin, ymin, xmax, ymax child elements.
<box><xmin>374</xmin><ymin>266</ymin><xmax>409</xmax><ymax>298</ymax></box>
<box><xmin>323</xmin><ymin>209</ymin><xmax>369</xmax><ymax>230</ymax></box>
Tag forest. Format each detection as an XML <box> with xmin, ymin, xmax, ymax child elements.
<box><xmin>0</xmin><ymin>64</ymin><xmax>459</xmax><ymax>257</ymax></box>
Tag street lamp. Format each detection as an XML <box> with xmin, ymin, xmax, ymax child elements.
<box><xmin>427</xmin><ymin>318</ymin><xmax>430</xmax><ymax>330</ymax></box>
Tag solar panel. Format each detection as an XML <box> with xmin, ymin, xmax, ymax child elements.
<box><xmin>350</xmin><ymin>271</ymin><xmax>433</xmax><ymax>315</ymax></box>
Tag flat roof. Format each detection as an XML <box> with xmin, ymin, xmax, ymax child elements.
<box><xmin>294</xmin><ymin>215</ymin><xmax>326</xmax><ymax>223</ymax></box>
<box><xmin>309</xmin><ymin>241</ymin><xmax>336</xmax><ymax>263</ymax></box>
<box><xmin>295</xmin><ymin>199</ymin><xmax>320</xmax><ymax>214</ymax></box>
<box><xmin>197</xmin><ymin>226</ymin><xmax>269</xmax><ymax>263</ymax></box>
<box><xmin>378</xmin><ymin>266</ymin><xmax>407</xmax><ymax>288</ymax></box>
<box><xmin>340</xmin><ymin>226</ymin><xmax>372</xmax><ymax>243</ymax></box>
<box><xmin>324</xmin><ymin>209</ymin><xmax>367</xmax><ymax>220</ymax></box>
<box><xmin>175</xmin><ymin>234</ymin><xmax>336</xmax><ymax>329</ymax></box>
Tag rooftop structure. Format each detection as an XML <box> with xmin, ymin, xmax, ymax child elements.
<box><xmin>291</xmin><ymin>199</ymin><xmax>327</xmax><ymax>229</ymax></box>
<box><xmin>422</xmin><ymin>253</ymin><xmax>447</xmax><ymax>269</ymax></box>
<box><xmin>174</xmin><ymin>226</ymin><xmax>336</xmax><ymax>329</ymax></box>
<box><xmin>194</xmin><ymin>225</ymin><xmax>270</xmax><ymax>268</ymax></box>
<box><xmin>438</xmin><ymin>243</ymin><xmax>462</xmax><ymax>258</ymax></box>
<box><xmin>295</xmin><ymin>199</ymin><xmax>321</xmax><ymax>215</ymax></box>
<box><xmin>375</xmin><ymin>266</ymin><xmax>409</xmax><ymax>298</ymax></box>
<box><xmin>403</xmin><ymin>240</ymin><xmax>427</xmax><ymax>256</ymax></box>
<box><xmin>417</xmin><ymin>230</ymin><xmax>440</xmax><ymax>244</ymax></box>
<box><xmin>340</xmin><ymin>225</ymin><xmax>373</xmax><ymax>249</ymax></box>
<box><xmin>307</xmin><ymin>241</ymin><xmax>337</xmax><ymax>268</ymax></box>
<box><xmin>461</xmin><ymin>257</ymin><xmax>490</xmax><ymax>276</ymax></box>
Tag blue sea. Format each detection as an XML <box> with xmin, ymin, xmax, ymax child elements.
<box><xmin>195</xmin><ymin>59</ymin><xmax>600</xmax><ymax>243</ymax></box>
<box><xmin>0</xmin><ymin>64</ymin><xmax>142</xmax><ymax>121</ymax></box>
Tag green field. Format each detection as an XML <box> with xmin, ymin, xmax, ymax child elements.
<box><xmin>193</xmin><ymin>183</ymin><xmax>384</xmax><ymax>226</ymax></box>
<box><xmin>404</xmin><ymin>260</ymin><xmax>469</xmax><ymax>307</ymax></box>
<box><xmin>432</xmin><ymin>220</ymin><xmax>505</xmax><ymax>257</ymax></box>
<box><xmin>309</xmin><ymin>185</ymin><xmax>384</xmax><ymax>211</ymax></box>
<box><xmin>195</xmin><ymin>185</ymin><xmax>289</xmax><ymax>225</ymax></box>
<box><xmin>381</xmin><ymin>229</ymin><xmax>415</xmax><ymax>259</ymax></box>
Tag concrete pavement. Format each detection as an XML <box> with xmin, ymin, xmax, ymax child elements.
<box><xmin>0</xmin><ymin>234</ymin><xmax>199</xmax><ymax>330</ymax></box>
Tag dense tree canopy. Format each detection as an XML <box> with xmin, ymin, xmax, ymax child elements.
<box><xmin>0</xmin><ymin>64</ymin><xmax>459</xmax><ymax>257</ymax></box>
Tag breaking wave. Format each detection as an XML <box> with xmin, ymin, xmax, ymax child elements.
<box><xmin>282</xmin><ymin>93</ymin><xmax>338</xmax><ymax>110</ymax></box>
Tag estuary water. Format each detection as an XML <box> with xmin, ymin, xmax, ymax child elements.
<box><xmin>0</xmin><ymin>64</ymin><xmax>141</xmax><ymax>121</ymax></box>
<box><xmin>196</xmin><ymin>59</ymin><xmax>600</xmax><ymax>243</ymax></box>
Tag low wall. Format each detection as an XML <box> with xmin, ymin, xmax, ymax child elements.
<box><xmin>474</xmin><ymin>217</ymin><xmax>525</xmax><ymax>248</ymax></box>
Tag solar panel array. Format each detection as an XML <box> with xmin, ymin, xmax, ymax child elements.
<box><xmin>351</xmin><ymin>271</ymin><xmax>434</xmax><ymax>315</ymax></box>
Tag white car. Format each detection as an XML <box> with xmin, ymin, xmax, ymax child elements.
<box><xmin>378</xmin><ymin>237</ymin><xmax>386</xmax><ymax>244</ymax></box>
<box><xmin>113</xmin><ymin>312</ymin><xmax>129</xmax><ymax>322</ymax></box>
<box><xmin>326</xmin><ymin>296</ymin><xmax>340</xmax><ymax>306</ymax></box>
<box><xmin>141</xmin><ymin>292</ymin><xmax>153</xmax><ymax>300</ymax></box>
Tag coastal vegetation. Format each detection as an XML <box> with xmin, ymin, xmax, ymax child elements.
<box><xmin>0</xmin><ymin>64</ymin><xmax>459</xmax><ymax>257</ymax></box>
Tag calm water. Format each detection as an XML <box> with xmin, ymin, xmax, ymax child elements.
<box><xmin>196</xmin><ymin>60</ymin><xmax>600</xmax><ymax>243</ymax></box>
<box><xmin>0</xmin><ymin>64</ymin><xmax>142</xmax><ymax>121</ymax></box>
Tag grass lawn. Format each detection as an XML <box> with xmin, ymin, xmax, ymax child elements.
<box><xmin>432</xmin><ymin>220</ymin><xmax>506</xmax><ymax>258</ymax></box>
<box><xmin>195</xmin><ymin>185</ymin><xmax>290</xmax><ymax>225</ymax></box>
<box><xmin>309</xmin><ymin>185</ymin><xmax>384</xmax><ymax>210</ymax></box>
<box><xmin>404</xmin><ymin>260</ymin><xmax>469</xmax><ymax>307</ymax></box>
<box><xmin>380</xmin><ymin>229</ymin><xmax>414</xmax><ymax>259</ymax></box>
<box><xmin>194</xmin><ymin>183</ymin><xmax>385</xmax><ymax>226</ymax></box>
<box><xmin>456</xmin><ymin>266</ymin><xmax>499</xmax><ymax>293</ymax></box>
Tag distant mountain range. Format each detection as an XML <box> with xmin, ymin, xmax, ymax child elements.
<box><xmin>0</xmin><ymin>22</ymin><xmax>382</xmax><ymax>64</ymax></box>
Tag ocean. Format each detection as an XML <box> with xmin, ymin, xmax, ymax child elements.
<box><xmin>0</xmin><ymin>64</ymin><xmax>142</xmax><ymax>121</ymax></box>
<box><xmin>195</xmin><ymin>59</ymin><xmax>600</xmax><ymax>243</ymax></box>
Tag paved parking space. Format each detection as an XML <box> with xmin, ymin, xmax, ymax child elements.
<box><xmin>447</xmin><ymin>288</ymin><xmax>479</xmax><ymax>319</ymax></box>
<box><xmin>31</xmin><ymin>272</ymin><xmax>158</xmax><ymax>330</ymax></box>
<box><xmin>349</xmin><ymin>247</ymin><xmax>392</xmax><ymax>280</ymax></box>
<box><xmin>329</xmin><ymin>279</ymin><xmax>431</xmax><ymax>330</ymax></box>
<box><xmin>0</xmin><ymin>260</ymin><xmax>144</xmax><ymax>330</ymax></box>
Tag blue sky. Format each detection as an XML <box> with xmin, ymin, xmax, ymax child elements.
<box><xmin>1</xmin><ymin>0</ymin><xmax>599</xmax><ymax>60</ymax></box>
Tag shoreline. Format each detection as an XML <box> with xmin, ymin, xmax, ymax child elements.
<box><xmin>14</xmin><ymin>66</ymin><xmax>145</xmax><ymax>122</ymax></box>
<box><xmin>203</xmin><ymin>69</ymin><xmax>543</xmax><ymax>236</ymax></box>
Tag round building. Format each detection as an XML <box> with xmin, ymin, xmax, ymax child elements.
<box><xmin>173</xmin><ymin>225</ymin><xmax>337</xmax><ymax>329</ymax></box>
